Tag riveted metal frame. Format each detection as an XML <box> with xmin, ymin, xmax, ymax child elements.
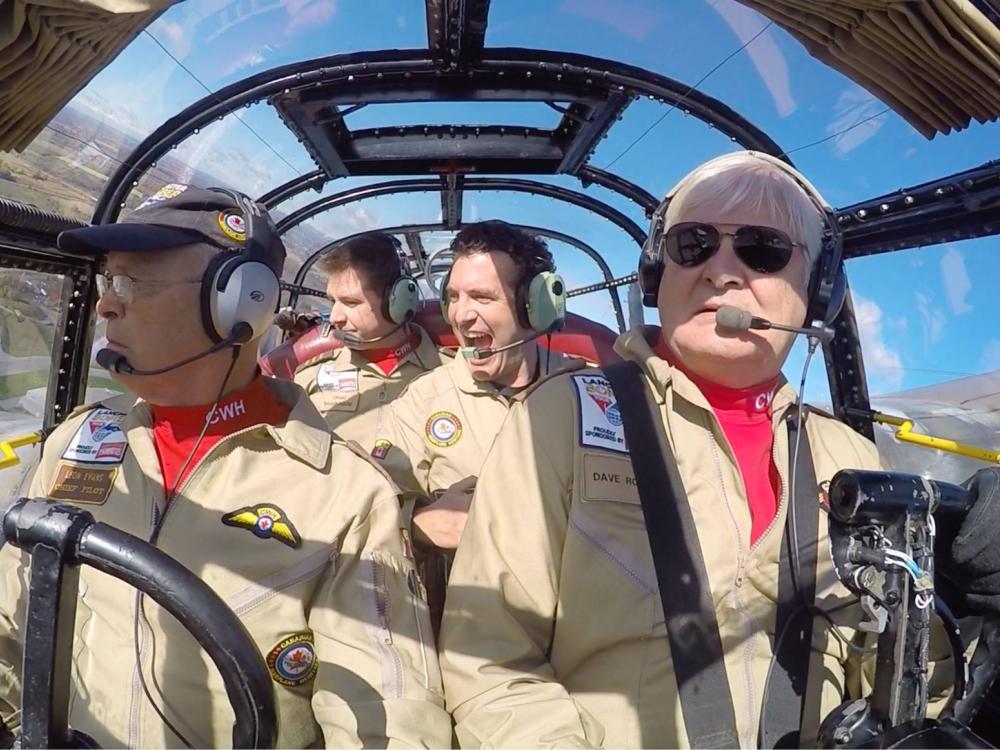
<box><xmin>274</xmin><ymin>176</ymin><xmax>647</xmax><ymax>244</ymax></box>
<box><xmin>0</xmin><ymin>242</ymin><xmax>96</xmax><ymax>431</ymax></box>
<box><xmin>93</xmin><ymin>47</ymin><xmax>784</xmax><ymax>225</ymax></box>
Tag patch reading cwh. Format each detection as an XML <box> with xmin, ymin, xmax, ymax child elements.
<box><xmin>425</xmin><ymin>411</ymin><xmax>462</xmax><ymax>448</ymax></box>
<box><xmin>48</xmin><ymin>463</ymin><xmax>116</xmax><ymax>505</ymax></box>
<box><xmin>573</xmin><ymin>375</ymin><xmax>627</xmax><ymax>453</ymax></box>
<box><xmin>267</xmin><ymin>633</ymin><xmax>318</xmax><ymax>687</ymax></box>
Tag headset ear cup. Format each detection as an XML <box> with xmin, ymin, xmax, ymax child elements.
<box><xmin>209</xmin><ymin>259</ymin><xmax>280</xmax><ymax>342</ymax></box>
<box><xmin>386</xmin><ymin>276</ymin><xmax>420</xmax><ymax>324</ymax></box>
<box><xmin>439</xmin><ymin>268</ymin><xmax>452</xmax><ymax>319</ymax></box>
<box><xmin>525</xmin><ymin>272</ymin><xmax>566</xmax><ymax>332</ymax></box>
<box><xmin>638</xmin><ymin>250</ymin><xmax>663</xmax><ymax>308</ymax></box>
<box><xmin>200</xmin><ymin>251</ymin><xmax>237</xmax><ymax>342</ymax></box>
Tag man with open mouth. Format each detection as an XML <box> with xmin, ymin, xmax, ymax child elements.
<box><xmin>372</xmin><ymin>220</ymin><xmax>584</xmax><ymax>631</ymax></box>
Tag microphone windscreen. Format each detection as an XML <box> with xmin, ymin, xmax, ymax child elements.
<box><xmin>96</xmin><ymin>348</ymin><xmax>128</xmax><ymax>373</ymax></box>
<box><xmin>331</xmin><ymin>330</ymin><xmax>360</xmax><ymax>346</ymax></box>
<box><xmin>715</xmin><ymin>305</ymin><xmax>753</xmax><ymax>331</ymax></box>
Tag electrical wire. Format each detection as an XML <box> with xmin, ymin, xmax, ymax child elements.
<box><xmin>603</xmin><ymin>22</ymin><xmax>775</xmax><ymax>169</ymax></box>
<box><xmin>142</xmin><ymin>30</ymin><xmax>301</xmax><ymax>178</ymax></box>
<box><xmin>130</xmin><ymin>348</ymin><xmax>240</xmax><ymax>748</ymax></box>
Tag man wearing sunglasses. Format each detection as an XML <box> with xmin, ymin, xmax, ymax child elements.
<box><xmin>0</xmin><ymin>185</ymin><xmax>450</xmax><ymax>748</ymax></box>
<box><xmin>438</xmin><ymin>152</ymin><xmax>971</xmax><ymax>747</ymax></box>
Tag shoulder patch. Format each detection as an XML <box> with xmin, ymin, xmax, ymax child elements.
<box><xmin>62</xmin><ymin>408</ymin><xmax>128</xmax><ymax>464</ymax></box>
<box><xmin>343</xmin><ymin>439</ymin><xmax>402</xmax><ymax>494</ymax></box>
<box><xmin>513</xmin><ymin>357</ymin><xmax>587</xmax><ymax>402</ymax></box>
<box><xmin>573</xmin><ymin>374</ymin><xmax>628</xmax><ymax>454</ymax></box>
<box><xmin>266</xmin><ymin>632</ymin><xmax>318</xmax><ymax>687</ymax></box>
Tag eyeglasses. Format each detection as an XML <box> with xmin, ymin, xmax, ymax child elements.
<box><xmin>661</xmin><ymin>222</ymin><xmax>804</xmax><ymax>274</ymax></box>
<box><xmin>96</xmin><ymin>272</ymin><xmax>201</xmax><ymax>304</ymax></box>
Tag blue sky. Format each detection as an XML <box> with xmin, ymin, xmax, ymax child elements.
<box><xmin>16</xmin><ymin>0</ymin><xmax>1000</xmax><ymax>399</ymax></box>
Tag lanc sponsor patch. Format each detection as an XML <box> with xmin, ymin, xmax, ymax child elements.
<box><xmin>573</xmin><ymin>375</ymin><xmax>627</xmax><ymax>454</ymax></box>
<box><xmin>62</xmin><ymin>409</ymin><xmax>128</xmax><ymax>464</ymax></box>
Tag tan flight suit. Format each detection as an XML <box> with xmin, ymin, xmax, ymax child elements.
<box><xmin>375</xmin><ymin>345</ymin><xmax>583</xmax><ymax>499</ymax></box>
<box><xmin>439</xmin><ymin>328</ymin><xmax>963</xmax><ymax>748</ymax></box>
<box><xmin>293</xmin><ymin>324</ymin><xmax>446</xmax><ymax>449</ymax></box>
<box><xmin>0</xmin><ymin>378</ymin><xmax>450</xmax><ymax>749</ymax></box>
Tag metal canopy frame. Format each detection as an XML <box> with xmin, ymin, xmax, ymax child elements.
<box><xmin>0</xmin><ymin>0</ymin><xmax>984</xmax><ymax>432</ymax></box>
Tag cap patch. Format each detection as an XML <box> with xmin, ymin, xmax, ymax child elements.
<box><xmin>222</xmin><ymin>504</ymin><xmax>301</xmax><ymax>548</ymax></box>
<box><xmin>267</xmin><ymin>633</ymin><xmax>318</xmax><ymax>687</ymax></box>
<box><xmin>136</xmin><ymin>183</ymin><xmax>189</xmax><ymax>210</ymax></box>
<box><xmin>217</xmin><ymin>209</ymin><xmax>247</xmax><ymax>242</ymax></box>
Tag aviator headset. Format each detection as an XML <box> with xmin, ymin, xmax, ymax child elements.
<box><xmin>199</xmin><ymin>188</ymin><xmax>282</xmax><ymax>344</ymax></box>
<box><xmin>380</xmin><ymin>234</ymin><xmax>421</xmax><ymax>325</ymax></box>
<box><xmin>638</xmin><ymin>151</ymin><xmax>846</xmax><ymax>338</ymax></box>
<box><xmin>440</xmin><ymin>242</ymin><xmax>567</xmax><ymax>333</ymax></box>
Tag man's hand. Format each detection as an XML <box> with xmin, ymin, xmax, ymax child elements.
<box><xmin>412</xmin><ymin>476</ymin><xmax>476</xmax><ymax>550</ymax></box>
<box><xmin>946</xmin><ymin>467</ymin><xmax>1000</xmax><ymax>616</ymax></box>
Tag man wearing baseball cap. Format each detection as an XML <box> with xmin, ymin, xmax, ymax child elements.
<box><xmin>0</xmin><ymin>184</ymin><xmax>450</xmax><ymax>747</ymax></box>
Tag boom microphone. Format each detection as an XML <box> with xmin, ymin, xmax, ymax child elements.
<box><xmin>331</xmin><ymin>323</ymin><xmax>405</xmax><ymax>347</ymax></box>
<box><xmin>96</xmin><ymin>323</ymin><xmax>253</xmax><ymax>376</ymax></box>
<box><xmin>715</xmin><ymin>305</ymin><xmax>833</xmax><ymax>344</ymax></box>
<box><xmin>459</xmin><ymin>328</ymin><xmax>554</xmax><ymax>360</ymax></box>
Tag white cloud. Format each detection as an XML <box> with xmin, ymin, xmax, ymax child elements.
<box><xmin>853</xmin><ymin>294</ymin><xmax>904</xmax><ymax>394</ymax></box>
<box><xmin>981</xmin><ymin>340</ymin><xmax>1000</xmax><ymax>373</ymax></box>
<box><xmin>940</xmin><ymin>245</ymin><xmax>973</xmax><ymax>315</ymax></box>
<box><xmin>827</xmin><ymin>86</ymin><xmax>889</xmax><ymax>157</ymax></box>
<box><xmin>706</xmin><ymin>0</ymin><xmax>796</xmax><ymax>117</ymax></box>
<box><xmin>915</xmin><ymin>291</ymin><xmax>946</xmax><ymax>355</ymax></box>
<box><xmin>150</xmin><ymin>18</ymin><xmax>190</xmax><ymax>59</ymax></box>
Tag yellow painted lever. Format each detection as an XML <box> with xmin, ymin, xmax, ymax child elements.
<box><xmin>871</xmin><ymin>411</ymin><xmax>1000</xmax><ymax>465</ymax></box>
<box><xmin>0</xmin><ymin>433</ymin><xmax>43</xmax><ymax>470</ymax></box>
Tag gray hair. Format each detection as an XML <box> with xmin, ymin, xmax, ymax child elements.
<box><xmin>661</xmin><ymin>151</ymin><xmax>828</xmax><ymax>277</ymax></box>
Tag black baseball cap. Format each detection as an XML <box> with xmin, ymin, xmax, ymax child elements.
<box><xmin>57</xmin><ymin>184</ymin><xmax>286</xmax><ymax>275</ymax></box>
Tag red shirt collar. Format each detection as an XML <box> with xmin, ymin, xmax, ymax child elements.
<box><xmin>653</xmin><ymin>339</ymin><xmax>778</xmax><ymax>417</ymax></box>
<box><xmin>150</xmin><ymin>375</ymin><xmax>290</xmax><ymax>439</ymax></box>
<box><xmin>362</xmin><ymin>331</ymin><xmax>420</xmax><ymax>376</ymax></box>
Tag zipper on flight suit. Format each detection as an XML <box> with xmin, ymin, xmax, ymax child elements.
<box><xmin>127</xmin><ymin>423</ymin><xmax>265</xmax><ymax>748</ymax></box>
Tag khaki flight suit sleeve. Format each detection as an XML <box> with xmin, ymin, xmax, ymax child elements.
<box><xmin>308</xmin><ymin>457</ymin><xmax>451</xmax><ymax>748</ymax></box>
<box><xmin>439</xmin><ymin>386</ymin><xmax>603</xmax><ymax>749</ymax></box>
<box><xmin>375</xmin><ymin>393</ymin><xmax>432</xmax><ymax>500</ymax></box>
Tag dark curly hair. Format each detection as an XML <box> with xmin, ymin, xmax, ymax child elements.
<box><xmin>449</xmin><ymin>220</ymin><xmax>554</xmax><ymax>289</ymax></box>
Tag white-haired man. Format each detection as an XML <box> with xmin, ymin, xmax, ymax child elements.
<box><xmin>438</xmin><ymin>152</ymin><xmax>994</xmax><ymax>748</ymax></box>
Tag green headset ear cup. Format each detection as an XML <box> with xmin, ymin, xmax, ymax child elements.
<box><xmin>439</xmin><ymin>267</ymin><xmax>452</xmax><ymax>319</ymax></box>
<box><xmin>525</xmin><ymin>271</ymin><xmax>566</xmax><ymax>332</ymax></box>
<box><xmin>386</xmin><ymin>275</ymin><xmax>419</xmax><ymax>324</ymax></box>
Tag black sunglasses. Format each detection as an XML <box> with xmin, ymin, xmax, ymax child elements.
<box><xmin>661</xmin><ymin>222</ymin><xmax>803</xmax><ymax>274</ymax></box>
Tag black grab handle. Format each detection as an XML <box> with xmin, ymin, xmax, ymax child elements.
<box><xmin>2</xmin><ymin>499</ymin><xmax>277</xmax><ymax>749</ymax></box>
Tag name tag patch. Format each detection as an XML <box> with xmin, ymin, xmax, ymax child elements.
<box><xmin>62</xmin><ymin>408</ymin><xmax>128</xmax><ymax>464</ymax></box>
<box><xmin>573</xmin><ymin>375</ymin><xmax>627</xmax><ymax>454</ymax></box>
<box><xmin>317</xmin><ymin>364</ymin><xmax>359</xmax><ymax>392</ymax></box>
<box><xmin>582</xmin><ymin>453</ymin><xmax>639</xmax><ymax>504</ymax></box>
<box><xmin>49</xmin><ymin>463</ymin><xmax>116</xmax><ymax>505</ymax></box>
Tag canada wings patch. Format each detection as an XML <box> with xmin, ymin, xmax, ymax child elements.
<box><xmin>222</xmin><ymin>504</ymin><xmax>301</xmax><ymax>548</ymax></box>
<box><xmin>573</xmin><ymin>375</ymin><xmax>627</xmax><ymax>453</ymax></box>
